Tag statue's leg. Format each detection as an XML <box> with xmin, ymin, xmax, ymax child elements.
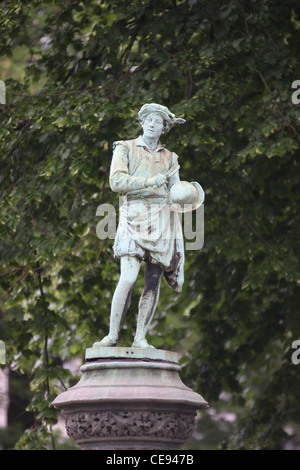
<box><xmin>132</xmin><ymin>262</ymin><xmax>164</xmax><ymax>348</ymax></box>
<box><xmin>95</xmin><ymin>255</ymin><xmax>141</xmax><ymax>347</ymax></box>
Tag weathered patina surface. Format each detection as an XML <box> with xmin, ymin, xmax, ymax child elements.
<box><xmin>96</xmin><ymin>103</ymin><xmax>204</xmax><ymax>349</ymax></box>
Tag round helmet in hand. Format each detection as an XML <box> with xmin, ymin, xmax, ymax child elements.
<box><xmin>169</xmin><ymin>181</ymin><xmax>205</xmax><ymax>212</ymax></box>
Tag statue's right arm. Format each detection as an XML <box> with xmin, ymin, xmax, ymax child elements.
<box><xmin>109</xmin><ymin>142</ymin><xmax>147</xmax><ymax>193</ymax></box>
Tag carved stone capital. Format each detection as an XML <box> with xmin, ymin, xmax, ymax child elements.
<box><xmin>64</xmin><ymin>409</ymin><xmax>196</xmax><ymax>450</ymax></box>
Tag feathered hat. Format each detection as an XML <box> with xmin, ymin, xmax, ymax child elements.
<box><xmin>138</xmin><ymin>103</ymin><xmax>186</xmax><ymax>133</ymax></box>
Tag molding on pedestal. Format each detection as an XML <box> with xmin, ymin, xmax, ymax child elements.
<box><xmin>85</xmin><ymin>346</ymin><xmax>179</xmax><ymax>363</ymax></box>
<box><xmin>52</xmin><ymin>347</ymin><xmax>208</xmax><ymax>450</ymax></box>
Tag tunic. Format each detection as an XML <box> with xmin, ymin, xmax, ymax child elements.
<box><xmin>110</xmin><ymin>136</ymin><xmax>185</xmax><ymax>292</ymax></box>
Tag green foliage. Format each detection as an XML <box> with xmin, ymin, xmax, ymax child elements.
<box><xmin>0</xmin><ymin>0</ymin><xmax>300</xmax><ymax>449</ymax></box>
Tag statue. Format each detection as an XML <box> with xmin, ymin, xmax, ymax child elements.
<box><xmin>95</xmin><ymin>103</ymin><xmax>204</xmax><ymax>349</ymax></box>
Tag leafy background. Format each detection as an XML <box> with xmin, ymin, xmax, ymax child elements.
<box><xmin>0</xmin><ymin>0</ymin><xmax>299</xmax><ymax>450</ymax></box>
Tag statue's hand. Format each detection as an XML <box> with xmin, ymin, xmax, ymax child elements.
<box><xmin>147</xmin><ymin>174</ymin><xmax>167</xmax><ymax>188</ymax></box>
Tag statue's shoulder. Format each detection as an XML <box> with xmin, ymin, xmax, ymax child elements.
<box><xmin>112</xmin><ymin>138</ymin><xmax>137</xmax><ymax>151</ymax></box>
<box><xmin>162</xmin><ymin>145</ymin><xmax>174</xmax><ymax>156</ymax></box>
<box><xmin>159</xmin><ymin>145</ymin><xmax>176</xmax><ymax>162</ymax></box>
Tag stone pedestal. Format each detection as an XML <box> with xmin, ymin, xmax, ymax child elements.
<box><xmin>52</xmin><ymin>347</ymin><xmax>208</xmax><ymax>450</ymax></box>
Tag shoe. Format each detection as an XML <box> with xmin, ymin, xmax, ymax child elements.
<box><xmin>93</xmin><ymin>335</ymin><xmax>118</xmax><ymax>347</ymax></box>
<box><xmin>131</xmin><ymin>338</ymin><xmax>155</xmax><ymax>349</ymax></box>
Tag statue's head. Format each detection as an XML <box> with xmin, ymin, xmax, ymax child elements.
<box><xmin>138</xmin><ymin>103</ymin><xmax>186</xmax><ymax>135</ymax></box>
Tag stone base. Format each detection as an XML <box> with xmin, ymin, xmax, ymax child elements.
<box><xmin>52</xmin><ymin>347</ymin><xmax>208</xmax><ymax>450</ymax></box>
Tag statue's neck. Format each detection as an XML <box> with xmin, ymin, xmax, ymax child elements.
<box><xmin>142</xmin><ymin>134</ymin><xmax>159</xmax><ymax>150</ymax></box>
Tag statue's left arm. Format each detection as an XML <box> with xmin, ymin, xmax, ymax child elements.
<box><xmin>167</xmin><ymin>152</ymin><xmax>180</xmax><ymax>190</ymax></box>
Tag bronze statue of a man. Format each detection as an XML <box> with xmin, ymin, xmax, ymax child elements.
<box><xmin>96</xmin><ymin>103</ymin><xmax>203</xmax><ymax>349</ymax></box>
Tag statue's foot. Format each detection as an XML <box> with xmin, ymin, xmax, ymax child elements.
<box><xmin>93</xmin><ymin>335</ymin><xmax>118</xmax><ymax>347</ymax></box>
<box><xmin>132</xmin><ymin>338</ymin><xmax>155</xmax><ymax>349</ymax></box>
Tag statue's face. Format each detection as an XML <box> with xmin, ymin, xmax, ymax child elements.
<box><xmin>142</xmin><ymin>112</ymin><xmax>164</xmax><ymax>140</ymax></box>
